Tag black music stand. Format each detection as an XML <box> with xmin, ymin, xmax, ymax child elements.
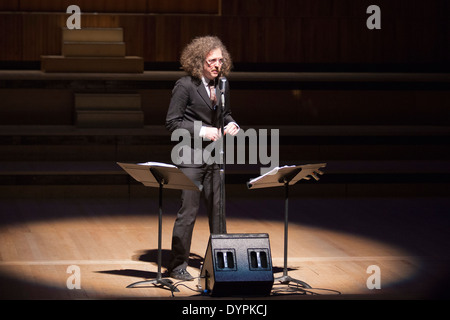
<box><xmin>247</xmin><ymin>163</ymin><xmax>326</xmax><ymax>289</ymax></box>
<box><xmin>117</xmin><ymin>162</ymin><xmax>201</xmax><ymax>292</ymax></box>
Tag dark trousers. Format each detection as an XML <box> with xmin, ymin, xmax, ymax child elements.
<box><xmin>168</xmin><ymin>164</ymin><xmax>226</xmax><ymax>272</ymax></box>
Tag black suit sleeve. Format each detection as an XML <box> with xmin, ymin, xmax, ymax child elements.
<box><xmin>165</xmin><ymin>78</ymin><xmax>193</xmax><ymax>134</ymax></box>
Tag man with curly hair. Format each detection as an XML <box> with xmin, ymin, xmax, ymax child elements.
<box><xmin>165</xmin><ymin>36</ymin><xmax>240</xmax><ymax>280</ymax></box>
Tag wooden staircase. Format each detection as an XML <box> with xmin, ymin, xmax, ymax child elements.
<box><xmin>75</xmin><ymin>93</ymin><xmax>144</xmax><ymax>128</ymax></box>
<box><xmin>41</xmin><ymin>28</ymin><xmax>145</xmax><ymax>127</ymax></box>
<box><xmin>41</xmin><ymin>28</ymin><xmax>143</xmax><ymax>73</ymax></box>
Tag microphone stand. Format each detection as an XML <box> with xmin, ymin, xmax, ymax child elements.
<box><xmin>218</xmin><ymin>79</ymin><xmax>226</xmax><ymax>234</ymax></box>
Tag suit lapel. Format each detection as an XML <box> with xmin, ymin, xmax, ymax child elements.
<box><xmin>197</xmin><ymin>80</ymin><xmax>216</xmax><ymax>110</ymax></box>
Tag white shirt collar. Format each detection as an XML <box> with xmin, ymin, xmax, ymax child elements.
<box><xmin>202</xmin><ymin>76</ymin><xmax>215</xmax><ymax>87</ymax></box>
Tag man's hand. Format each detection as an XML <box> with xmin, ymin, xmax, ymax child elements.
<box><xmin>224</xmin><ymin>123</ymin><xmax>240</xmax><ymax>136</ymax></box>
<box><xmin>203</xmin><ymin>124</ymin><xmax>239</xmax><ymax>141</ymax></box>
<box><xmin>203</xmin><ymin>127</ymin><xmax>221</xmax><ymax>141</ymax></box>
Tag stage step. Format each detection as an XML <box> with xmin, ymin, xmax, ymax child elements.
<box><xmin>62</xmin><ymin>27</ymin><xmax>126</xmax><ymax>57</ymax></box>
<box><xmin>42</xmin><ymin>27</ymin><xmax>143</xmax><ymax>73</ymax></box>
<box><xmin>41</xmin><ymin>55</ymin><xmax>144</xmax><ymax>73</ymax></box>
<box><xmin>62</xmin><ymin>41</ymin><xmax>126</xmax><ymax>57</ymax></box>
<box><xmin>74</xmin><ymin>93</ymin><xmax>144</xmax><ymax>128</ymax></box>
<box><xmin>62</xmin><ymin>28</ymin><xmax>124</xmax><ymax>42</ymax></box>
<box><xmin>75</xmin><ymin>93</ymin><xmax>141</xmax><ymax>110</ymax></box>
<box><xmin>75</xmin><ymin>111</ymin><xmax>144</xmax><ymax>128</ymax></box>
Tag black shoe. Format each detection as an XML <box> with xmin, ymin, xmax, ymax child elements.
<box><xmin>170</xmin><ymin>269</ymin><xmax>194</xmax><ymax>281</ymax></box>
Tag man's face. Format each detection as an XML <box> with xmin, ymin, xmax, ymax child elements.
<box><xmin>203</xmin><ymin>48</ymin><xmax>223</xmax><ymax>81</ymax></box>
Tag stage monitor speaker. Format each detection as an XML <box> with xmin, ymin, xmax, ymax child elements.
<box><xmin>200</xmin><ymin>233</ymin><xmax>274</xmax><ymax>297</ymax></box>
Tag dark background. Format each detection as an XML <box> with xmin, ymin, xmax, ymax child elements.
<box><xmin>0</xmin><ymin>0</ymin><xmax>449</xmax><ymax>300</ymax></box>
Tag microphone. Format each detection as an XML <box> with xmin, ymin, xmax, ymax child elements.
<box><xmin>218</xmin><ymin>77</ymin><xmax>227</xmax><ymax>94</ymax></box>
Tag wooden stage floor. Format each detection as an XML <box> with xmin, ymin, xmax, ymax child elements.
<box><xmin>0</xmin><ymin>192</ymin><xmax>449</xmax><ymax>300</ymax></box>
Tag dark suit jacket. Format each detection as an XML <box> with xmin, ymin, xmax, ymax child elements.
<box><xmin>166</xmin><ymin>75</ymin><xmax>236</xmax><ymax>167</ymax></box>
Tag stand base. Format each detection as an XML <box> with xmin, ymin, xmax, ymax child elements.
<box><xmin>127</xmin><ymin>277</ymin><xmax>180</xmax><ymax>292</ymax></box>
<box><xmin>275</xmin><ymin>274</ymin><xmax>311</xmax><ymax>289</ymax></box>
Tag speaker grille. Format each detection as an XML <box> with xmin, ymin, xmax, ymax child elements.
<box><xmin>248</xmin><ymin>249</ymin><xmax>270</xmax><ymax>270</ymax></box>
<box><xmin>214</xmin><ymin>249</ymin><xmax>236</xmax><ymax>270</ymax></box>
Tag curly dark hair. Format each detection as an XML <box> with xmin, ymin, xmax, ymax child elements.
<box><xmin>180</xmin><ymin>36</ymin><xmax>232</xmax><ymax>80</ymax></box>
